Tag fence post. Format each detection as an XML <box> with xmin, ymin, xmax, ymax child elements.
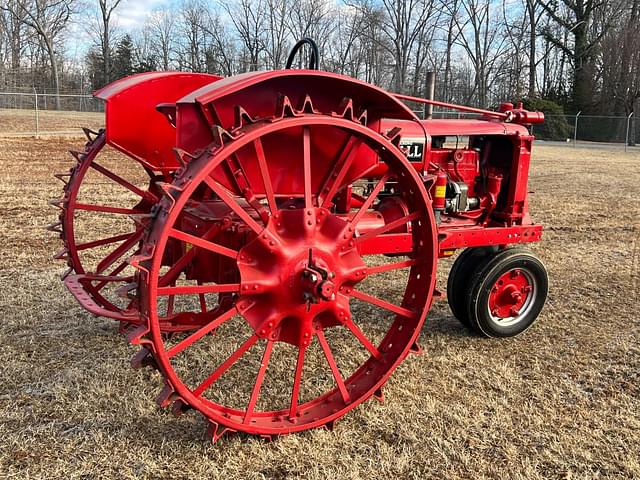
<box><xmin>573</xmin><ymin>111</ymin><xmax>581</xmax><ymax>147</ymax></box>
<box><xmin>33</xmin><ymin>87</ymin><xmax>39</xmax><ymax>139</ymax></box>
<box><xmin>625</xmin><ymin>112</ymin><xmax>633</xmax><ymax>152</ymax></box>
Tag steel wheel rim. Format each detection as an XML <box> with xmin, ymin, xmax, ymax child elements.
<box><xmin>141</xmin><ymin>114</ymin><xmax>437</xmax><ymax>434</ymax></box>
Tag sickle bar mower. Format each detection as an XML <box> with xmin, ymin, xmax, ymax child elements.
<box><xmin>51</xmin><ymin>53</ymin><xmax>548</xmax><ymax>440</ymax></box>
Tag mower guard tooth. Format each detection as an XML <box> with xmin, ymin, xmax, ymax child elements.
<box><xmin>60</xmin><ymin>267</ymin><xmax>73</xmax><ymax>281</ymax></box>
<box><xmin>210</xmin><ymin>125</ymin><xmax>237</xmax><ymax>149</ymax></box>
<box><xmin>156</xmin><ymin>384</ymin><xmax>177</xmax><ymax>408</ymax></box>
<box><xmin>233</xmin><ymin>104</ymin><xmax>254</xmax><ymax>129</ymax></box>
<box><xmin>274</xmin><ymin>94</ymin><xmax>298</xmax><ymax>120</ymax></box>
<box><xmin>172</xmin><ymin>147</ymin><xmax>196</xmax><ymax>168</ymax></box>
<box><xmin>48</xmin><ymin>198</ymin><xmax>65</xmax><ymax>209</ymax></box>
<box><xmin>131</xmin><ymin>347</ymin><xmax>158</xmax><ymax>370</ymax></box>
<box><xmin>81</xmin><ymin>127</ymin><xmax>99</xmax><ymax>141</ymax></box>
<box><xmin>53</xmin><ymin>248</ymin><xmax>69</xmax><ymax>261</ymax></box>
<box><xmin>53</xmin><ymin>172</ymin><xmax>71</xmax><ymax>184</ymax></box>
<box><xmin>356</xmin><ymin>109</ymin><xmax>368</xmax><ymax>125</ymax></box>
<box><xmin>69</xmin><ymin>150</ymin><xmax>85</xmax><ymax>162</ymax></box>
<box><xmin>46</xmin><ymin>220</ymin><xmax>63</xmax><ymax>233</ymax></box>
<box><xmin>172</xmin><ymin>399</ymin><xmax>191</xmax><ymax>417</ymax></box>
<box><xmin>324</xmin><ymin>420</ymin><xmax>336</xmax><ymax>432</ymax></box>
<box><xmin>126</xmin><ymin>325</ymin><xmax>151</xmax><ymax>346</ymax></box>
<box><xmin>205</xmin><ymin>421</ymin><xmax>236</xmax><ymax>444</ymax></box>
<box><xmin>373</xmin><ymin>387</ymin><xmax>384</xmax><ymax>404</ymax></box>
<box><xmin>332</xmin><ymin>97</ymin><xmax>355</xmax><ymax>120</ymax></box>
<box><xmin>298</xmin><ymin>94</ymin><xmax>319</xmax><ymax>114</ymax></box>
<box><xmin>409</xmin><ymin>341</ymin><xmax>423</xmax><ymax>355</ymax></box>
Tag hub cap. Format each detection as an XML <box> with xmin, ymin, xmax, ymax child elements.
<box><xmin>488</xmin><ymin>268</ymin><xmax>536</xmax><ymax>326</ymax></box>
<box><xmin>238</xmin><ymin>207</ymin><xmax>366</xmax><ymax>347</ymax></box>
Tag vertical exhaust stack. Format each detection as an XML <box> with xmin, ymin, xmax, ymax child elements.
<box><xmin>424</xmin><ymin>72</ymin><xmax>436</xmax><ymax>119</ymax></box>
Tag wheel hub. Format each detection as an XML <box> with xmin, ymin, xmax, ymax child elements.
<box><xmin>489</xmin><ymin>269</ymin><xmax>533</xmax><ymax>319</ymax></box>
<box><xmin>237</xmin><ymin>207</ymin><xmax>366</xmax><ymax>346</ymax></box>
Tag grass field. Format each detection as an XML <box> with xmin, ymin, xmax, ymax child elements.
<box><xmin>0</xmin><ymin>131</ymin><xmax>638</xmax><ymax>479</ymax></box>
<box><xmin>0</xmin><ymin>109</ymin><xmax>103</xmax><ymax>136</ymax></box>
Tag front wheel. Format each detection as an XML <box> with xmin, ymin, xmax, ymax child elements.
<box><xmin>464</xmin><ymin>248</ymin><xmax>548</xmax><ymax>338</ymax></box>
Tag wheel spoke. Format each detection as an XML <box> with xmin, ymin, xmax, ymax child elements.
<box><xmin>254</xmin><ymin>138</ymin><xmax>277</xmax><ymax>214</ymax></box>
<box><xmin>197</xmin><ymin>280</ymin><xmax>207</xmax><ymax>313</ymax></box>
<box><xmin>169</xmin><ymin>228</ymin><xmax>238</xmax><ymax>260</ymax></box>
<box><xmin>320</xmin><ymin>136</ymin><xmax>362</xmax><ymax>209</ymax></box>
<box><xmin>193</xmin><ymin>334</ymin><xmax>258</xmax><ymax>396</ymax></box>
<box><xmin>166</xmin><ymin>282</ymin><xmax>176</xmax><ymax>316</ymax></box>
<box><xmin>317</xmin><ymin>331</ymin><xmax>350</xmax><ymax>403</ymax></box>
<box><xmin>350</xmin><ymin>171</ymin><xmax>391</xmax><ymax>226</ymax></box>
<box><xmin>203</xmin><ymin>177</ymin><xmax>265</xmax><ymax>235</ymax></box>
<box><xmin>166</xmin><ymin>307</ymin><xmax>238</xmax><ymax>358</ymax></box>
<box><xmin>94</xmin><ymin>261</ymin><xmax>130</xmax><ymax>291</ymax></box>
<box><xmin>74</xmin><ymin>203</ymin><xmax>139</xmax><ymax>215</ymax></box>
<box><xmin>96</xmin><ymin>228</ymin><xmax>144</xmax><ymax>273</ymax></box>
<box><xmin>356</xmin><ymin>211</ymin><xmax>421</xmax><ymax>244</ymax></box>
<box><xmin>76</xmin><ymin>232</ymin><xmax>136</xmax><ymax>251</ymax></box>
<box><xmin>157</xmin><ymin>283</ymin><xmax>240</xmax><ymax>296</ymax></box>
<box><xmin>159</xmin><ymin>224</ymin><xmax>222</xmax><ymax>287</ymax></box>
<box><xmin>344</xmin><ymin>320</ymin><xmax>382</xmax><ymax>360</ymax></box>
<box><xmin>350</xmin><ymin>289</ymin><xmax>417</xmax><ymax>320</ymax></box>
<box><xmin>289</xmin><ymin>346</ymin><xmax>306</xmax><ymax>420</ymax></box>
<box><xmin>366</xmin><ymin>259</ymin><xmax>418</xmax><ymax>276</ymax></box>
<box><xmin>243</xmin><ymin>340</ymin><xmax>274</xmax><ymax>424</ymax></box>
<box><xmin>303</xmin><ymin>126</ymin><xmax>313</xmax><ymax>210</ymax></box>
<box><xmin>90</xmin><ymin>161</ymin><xmax>157</xmax><ymax>201</ymax></box>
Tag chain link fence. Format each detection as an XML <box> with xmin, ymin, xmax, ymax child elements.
<box><xmin>0</xmin><ymin>91</ymin><xmax>104</xmax><ymax>137</ymax></box>
<box><xmin>0</xmin><ymin>90</ymin><xmax>637</xmax><ymax>151</ymax></box>
<box><xmin>414</xmin><ymin>109</ymin><xmax>639</xmax><ymax>151</ymax></box>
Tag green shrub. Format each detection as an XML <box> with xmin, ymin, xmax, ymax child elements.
<box><xmin>521</xmin><ymin>98</ymin><xmax>572</xmax><ymax>141</ymax></box>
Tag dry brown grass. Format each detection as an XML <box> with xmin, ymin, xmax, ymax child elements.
<box><xmin>0</xmin><ymin>130</ymin><xmax>638</xmax><ymax>479</ymax></box>
<box><xmin>0</xmin><ymin>109</ymin><xmax>103</xmax><ymax>137</ymax></box>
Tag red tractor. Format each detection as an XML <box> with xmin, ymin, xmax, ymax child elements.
<box><xmin>51</xmin><ymin>40</ymin><xmax>548</xmax><ymax>441</ymax></box>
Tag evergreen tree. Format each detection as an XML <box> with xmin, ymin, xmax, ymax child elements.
<box><xmin>112</xmin><ymin>34</ymin><xmax>135</xmax><ymax>80</ymax></box>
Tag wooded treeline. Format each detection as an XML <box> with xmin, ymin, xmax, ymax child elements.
<box><xmin>0</xmin><ymin>0</ymin><xmax>638</xmax><ymax>118</ymax></box>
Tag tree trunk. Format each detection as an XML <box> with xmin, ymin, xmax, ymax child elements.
<box><xmin>44</xmin><ymin>36</ymin><xmax>60</xmax><ymax>109</ymax></box>
<box><xmin>527</xmin><ymin>0</ymin><xmax>536</xmax><ymax>97</ymax></box>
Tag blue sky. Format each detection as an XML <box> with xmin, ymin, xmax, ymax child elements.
<box><xmin>65</xmin><ymin>0</ymin><xmax>173</xmax><ymax>62</ymax></box>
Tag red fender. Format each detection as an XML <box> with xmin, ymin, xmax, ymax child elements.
<box><xmin>173</xmin><ymin>69</ymin><xmax>422</xmax><ymax>155</ymax></box>
<box><xmin>95</xmin><ymin>72</ymin><xmax>222</xmax><ymax>171</ymax></box>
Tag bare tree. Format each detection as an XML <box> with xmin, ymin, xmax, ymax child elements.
<box><xmin>96</xmin><ymin>0</ymin><xmax>122</xmax><ymax>83</ymax></box>
<box><xmin>0</xmin><ymin>2</ymin><xmax>27</xmax><ymax>75</ymax></box>
<box><xmin>1</xmin><ymin>0</ymin><xmax>75</xmax><ymax>108</ymax></box>
<box><xmin>451</xmin><ymin>0</ymin><xmax>507</xmax><ymax>107</ymax></box>
<box><xmin>539</xmin><ymin>0</ymin><xmax>620</xmax><ymax>111</ymax></box>
<box><xmin>147</xmin><ymin>8</ymin><xmax>176</xmax><ymax>70</ymax></box>
<box><xmin>178</xmin><ymin>0</ymin><xmax>213</xmax><ymax>72</ymax></box>
<box><xmin>263</xmin><ymin>0</ymin><xmax>289</xmax><ymax>69</ymax></box>
<box><xmin>222</xmin><ymin>0</ymin><xmax>265</xmax><ymax>71</ymax></box>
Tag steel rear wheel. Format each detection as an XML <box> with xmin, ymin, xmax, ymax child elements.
<box><xmin>135</xmin><ymin>110</ymin><xmax>437</xmax><ymax>437</ymax></box>
<box><xmin>50</xmin><ymin>129</ymin><xmax>164</xmax><ymax>323</ymax></box>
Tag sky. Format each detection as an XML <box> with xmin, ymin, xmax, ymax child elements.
<box><xmin>65</xmin><ymin>0</ymin><xmax>172</xmax><ymax>64</ymax></box>
<box><xmin>112</xmin><ymin>0</ymin><xmax>171</xmax><ymax>28</ymax></box>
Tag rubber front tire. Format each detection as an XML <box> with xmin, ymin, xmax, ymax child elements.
<box><xmin>464</xmin><ymin>248</ymin><xmax>548</xmax><ymax>338</ymax></box>
<box><xmin>447</xmin><ymin>247</ymin><xmax>495</xmax><ymax>327</ymax></box>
